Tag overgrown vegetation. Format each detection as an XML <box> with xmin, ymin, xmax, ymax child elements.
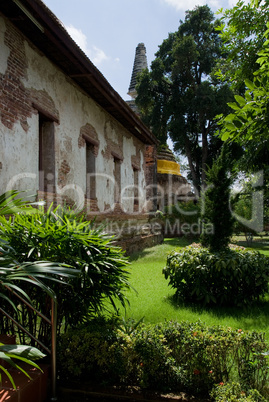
<box><xmin>0</xmin><ymin>191</ymin><xmax>77</xmax><ymax>387</ymax></box>
<box><xmin>58</xmin><ymin>317</ymin><xmax>269</xmax><ymax>398</ymax></box>
<box><xmin>0</xmin><ymin>205</ymin><xmax>130</xmax><ymax>343</ymax></box>
<box><xmin>211</xmin><ymin>382</ymin><xmax>266</xmax><ymax>402</ymax></box>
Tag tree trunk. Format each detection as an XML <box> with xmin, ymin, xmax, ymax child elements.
<box><xmin>184</xmin><ymin>136</ymin><xmax>200</xmax><ymax>193</ymax></box>
<box><xmin>201</xmin><ymin>129</ymin><xmax>208</xmax><ymax>189</ymax></box>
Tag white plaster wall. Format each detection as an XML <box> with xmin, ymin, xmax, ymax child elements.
<box><xmin>0</xmin><ymin>116</ymin><xmax>39</xmax><ymax>194</ymax></box>
<box><xmin>0</xmin><ymin>19</ymin><xmax>147</xmax><ymax>212</ymax></box>
<box><xmin>121</xmin><ymin>136</ymin><xmax>147</xmax><ymax>214</ymax></box>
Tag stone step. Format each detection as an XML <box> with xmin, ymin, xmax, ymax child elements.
<box><xmin>0</xmin><ymin>363</ymin><xmax>49</xmax><ymax>402</ymax></box>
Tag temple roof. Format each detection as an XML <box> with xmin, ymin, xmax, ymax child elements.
<box><xmin>0</xmin><ymin>0</ymin><xmax>158</xmax><ymax>145</ymax></box>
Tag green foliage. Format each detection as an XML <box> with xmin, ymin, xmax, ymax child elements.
<box><xmin>0</xmin><ymin>343</ymin><xmax>46</xmax><ymax>389</ymax></box>
<box><xmin>0</xmin><ymin>190</ymin><xmax>42</xmax><ymax>215</ymax></box>
<box><xmin>200</xmin><ymin>146</ymin><xmax>234</xmax><ymax>251</ymax></box>
<box><xmin>164</xmin><ymin>201</ymin><xmax>200</xmax><ymax>225</ymax></box>
<box><xmin>163</xmin><ymin>247</ymin><xmax>269</xmax><ymax>306</ymax></box>
<box><xmin>0</xmin><ymin>192</ymin><xmax>78</xmax><ymax>306</ymax></box>
<box><xmin>136</xmin><ymin>5</ymin><xmax>233</xmax><ymax>190</ymax></box>
<box><xmin>218</xmin><ymin>19</ymin><xmax>269</xmax><ymax>144</ymax></box>
<box><xmin>211</xmin><ymin>382</ymin><xmax>266</xmax><ymax>402</ymax></box>
<box><xmin>216</xmin><ymin>0</ymin><xmax>269</xmax><ymax>93</ymax></box>
<box><xmin>233</xmin><ymin>198</ymin><xmax>254</xmax><ymax>234</ymax></box>
<box><xmin>58</xmin><ymin>318</ymin><xmax>269</xmax><ymax>397</ymax></box>
<box><xmin>0</xmin><ymin>191</ymin><xmax>76</xmax><ymax>387</ymax></box>
<box><xmin>0</xmin><ymin>206</ymin><xmax>130</xmax><ymax>340</ymax></box>
<box><xmin>231</xmin><ymin>178</ymin><xmax>263</xmax><ymax>238</ymax></box>
<box><xmin>216</xmin><ymin>2</ymin><xmax>269</xmax><ymax>224</ymax></box>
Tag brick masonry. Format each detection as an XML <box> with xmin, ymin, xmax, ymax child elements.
<box><xmin>0</xmin><ymin>13</ymin><xmax>161</xmax><ymax>254</ymax></box>
<box><xmin>0</xmin><ymin>20</ymin><xmax>31</xmax><ymax>131</ymax></box>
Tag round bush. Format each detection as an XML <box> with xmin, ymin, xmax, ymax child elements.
<box><xmin>163</xmin><ymin>247</ymin><xmax>269</xmax><ymax>306</ymax></box>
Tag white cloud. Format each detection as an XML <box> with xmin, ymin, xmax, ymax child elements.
<box><xmin>65</xmin><ymin>24</ymin><xmax>111</xmax><ymax>67</ymax></box>
<box><xmin>163</xmin><ymin>0</ymin><xmax>221</xmax><ymax>11</ymax></box>
<box><xmin>92</xmin><ymin>45</ymin><xmax>109</xmax><ymax>65</ymax></box>
<box><xmin>66</xmin><ymin>24</ymin><xmax>89</xmax><ymax>54</ymax></box>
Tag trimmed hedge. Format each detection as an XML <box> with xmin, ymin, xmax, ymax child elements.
<box><xmin>163</xmin><ymin>247</ymin><xmax>269</xmax><ymax>306</ymax></box>
<box><xmin>58</xmin><ymin>318</ymin><xmax>269</xmax><ymax>398</ymax></box>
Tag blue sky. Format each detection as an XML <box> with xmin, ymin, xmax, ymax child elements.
<box><xmin>42</xmin><ymin>0</ymin><xmax>234</xmax><ymax>101</ymax></box>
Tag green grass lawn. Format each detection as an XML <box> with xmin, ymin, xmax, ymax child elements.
<box><xmin>116</xmin><ymin>236</ymin><xmax>269</xmax><ymax>340</ymax></box>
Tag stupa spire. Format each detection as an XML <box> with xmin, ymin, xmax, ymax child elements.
<box><xmin>128</xmin><ymin>43</ymin><xmax>148</xmax><ymax>99</ymax></box>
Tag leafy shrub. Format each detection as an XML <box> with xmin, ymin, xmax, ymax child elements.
<box><xmin>132</xmin><ymin>325</ymin><xmax>181</xmax><ymax>391</ymax></box>
<box><xmin>58</xmin><ymin>317</ymin><xmax>181</xmax><ymax>391</ymax></box>
<box><xmin>58</xmin><ymin>319</ymin><xmax>269</xmax><ymax>397</ymax></box>
<box><xmin>211</xmin><ymin>382</ymin><xmax>266</xmax><ymax>402</ymax></box>
<box><xmin>163</xmin><ymin>246</ymin><xmax>269</xmax><ymax>306</ymax></box>
<box><xmin>57</xmin><ymin>316</ymin><xmax>124</xmax><ymax>383</ymax></box>
<box><xmin>161</xmin><ymin>321</ymin><xmax>268</xmax><ymax>395</ymax></box>
<box><xmin>0</xmin><ymin>206</ymin><xmax>130</xmax><ymax>342</ymax></box>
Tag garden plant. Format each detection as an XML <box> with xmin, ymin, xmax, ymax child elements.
<box><xmin>0</xmin><ymin>191</ymin><xmax>77</xmax><ymax>387</ymax></box>
<box><xmin>58</xmin><ymin>317</ymin><xmax>269</xmax><ymax>399</ymax></box>
<box><xmin>0</xmin><ymin>203</ymin><xmax>130</xmax><ymax>344</ymax></box>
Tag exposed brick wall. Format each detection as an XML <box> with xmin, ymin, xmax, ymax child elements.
<box><xmin>79</xmin><ymin>123</ymin><xmax>99</xmax><ymax>156</ymax></box>
<box><xmin>85</xmin><ymin>213</ymin><xmax>163</xmax><ymax>255</ymax></box>
<box><xmin>144</xmin><ymin>145</ymin><xmax>157</xmax><ymax>212</ymax></box>
<box><xmin>58</xmin><ymin>159</ymin><xmax>71</xmax><ymax>188</ymax></box>
<box><xmin>131</xmin><ymin>136</ymin><xmax>143</xmax><ymax>169</ymax></box>
<box><xmin>0</xmin><ymin>17</ymin><xmax>59</xmax><ymax>131</ymax></box>
<box><xmin>31</xmin><ymin>89</ymin><xmax>59</xmax><ymax>122</ymax></box>
<box><xmin>0</xmin><ymin>15</ymin><xmax>162</xmax><ymax>254</ymax></box>
<box><xmin>0</xmin><ymin>18</ymin><xmax>32</xmax><ymax>131</ymax></box>
<box><xmin>84</xmin><ymin>197</ymin><xmax>99</xmax><ymax>213</ymax></box>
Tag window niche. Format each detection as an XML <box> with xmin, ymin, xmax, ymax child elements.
<box><xmin>39</xmin><ymin>114</ymin><xmax>56</xmax><ymax>193</ymax></box>
<box><xmin>112</xmin><ymin>151</ymin><xmax>123</xmax><ymax>211</ymax></box>
<box><xmin>82</xmin><ymin>132</ymin><xmax>99</xmax><ymax>212</ymax></box>
<box><xmin>133</xmin><ymin>165</ymin><xmax>140</xmax><ymax>213</ymax></box>
<box><xmin>86</xmin><ymin>141</ymin><xmax>96</xmax><ymax>200</ymax></box>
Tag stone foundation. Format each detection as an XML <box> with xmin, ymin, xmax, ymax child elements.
<box><xmin>36</xmin><ymin>191</ymin><xmax>163</xmax><ymax>254</ymax></box>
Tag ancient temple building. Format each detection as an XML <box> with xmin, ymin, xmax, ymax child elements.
<box><xmin>156</xmin><ymin>147</ymin><xmax>191</xmax><ymax>211</ymax></box>
<box><xmin>127</xmin><ymin>43</ymin><xmax>191</xmax><ymax>210</ymax></box>
<box><xmin>0</xmin><ymin>1</ymin><xmax>162</xmax><ymax>254</ymax></box>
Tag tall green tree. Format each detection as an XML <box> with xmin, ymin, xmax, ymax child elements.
<box><xmin>216</xmin><ymin>0</ymin><xmax>269</xmax><ymax>94</ymax></box>
<box><xmin>216</xmin><ymin>0</ymin><xmax>269</xmax><ymax>234</ymax></box>
<box><xmin>136</xmin><ymin>5</ymin><xmax>233</xmax><ymax>191</ymax></box>
<box><xmin>200</xmin><ymin>146</ymin><xmax>234</xmax><ymax>251</ymax></box>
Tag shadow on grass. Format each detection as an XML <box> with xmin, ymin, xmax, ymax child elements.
<box><xmin>165</xmin><ymin>293</ymin><xmax>269</xmax><ymax>330</ymax></box>
<box><xmin>128</xmin><ymin>237</ymin><xmax>194</xmax><ymax>262</ymax></box>
<box><xmin>233</xmin><ymin>234</ymin><xmax>269</xmax><ymax>251</ymax></box>
<box><xmin>238</xmin><ymin>240</ymin><xmax>269</xmax><ymax>251</ymax></box>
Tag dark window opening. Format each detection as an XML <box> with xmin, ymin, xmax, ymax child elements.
<box><xmin>133</xmin><ymin>168</ymin><xmax>139</xmax><ymax>211</ymax></box>
<box><xmin>39</xmin><ymin>115</ymin><xmax>55</xmax><ymax>193</ymax></box>
<box><xmin>86</xmin><ymin>142</ymin><xmax>96</xmax><ymax>199</ymax></box>
<box><xmin>114</xmin><ymin>157</ymin><xmax>121</xmax><ymax>205</ymax></box>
